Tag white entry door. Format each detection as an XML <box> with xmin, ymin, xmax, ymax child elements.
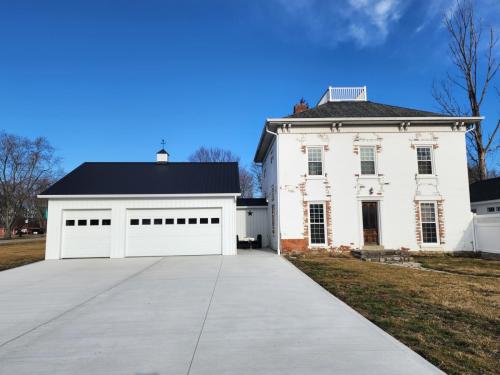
<box><xmin>62</xmin><ymin>210</ymin><xmax>112</xmax><ymax>258</ymax></box>
<box><xmin>126</xmin><ymin>208</ymin><xmax>222</xmax><ymax>256</ymax></box>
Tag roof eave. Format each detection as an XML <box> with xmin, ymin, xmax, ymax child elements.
<box><xmin>38</xmin><ymin>193</ymin><xmax>242</xmax><ymax>199</ymax></box>
<box><xmin>254</xmin><ymin>115</ymin><xmax>484</xmax><ymax>162</ymax></box>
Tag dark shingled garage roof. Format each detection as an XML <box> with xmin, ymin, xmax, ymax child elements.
<box><xmin>288</xmin><ymin>101</ymin><xmax>446</xmax><ymax>118</ymax></box>
<box><xmin>470</xmin><ymin>177</ymin><xmax>500</xmax><ymax>202</ymax></box>
<box><xmin>237</xmin><ymin>198</ymin><xmax>267</xmax><ymax>207</ymax></box>
<box><xmin>40</xmin><ymin>162</ymin><xmax>240</xmax><ymax>196</ymax></box>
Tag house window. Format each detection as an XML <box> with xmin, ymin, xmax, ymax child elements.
<box><xmin>471</xmin><ymin>208</ymin><xmax>477</xmax><ymax>213</ymax></box>
<box><xmin>77</xmin><ymin>220</ymin><xmax>87</xmax><ymax>226</ymax></box>
<box><xmin>130</xmin><ymin>219</ymin><xmax>139</xmax><ymax>225</ymax></box>
<box><xmin>165</xmin><ymin>218</ymin><xmax>174</xmax><ymax>224</ymax></box>
<box><xmin>65</xmin><ymin>220</ymin><xmax>75</xmax><ymax>226</ymax></box>
<box><xmin>307</xmin><ymin>147</ymin><xmax>323</xmax><ymax>176</ymax></box>
<box><xmin>420</xmin><ymin>202</ymin><xmax>438</xmax><ymax>244</ymax></box>
<box><xmin>496</xmin><ymin>207</ymin><xmax>500</xmax><ymax>212</ymax></box>
<box><xmin>360</xmin><ymin>146</ymin><xmax>376</xmax><ymax>175</ymax></box>
<box><xmin>211</xmin><ymin>218</ymin><xmax>220</xmax><ymax>224</ymax></box>
<box><xmin>90</xmin><ymin>219</ymin><xmax>99</xmax><ymax>226</ymax></box>
<box><xmin>142</xmin><ymin>219</ymin><xmax>151</xmax><ymax>225</ymax></box>
<box><xmin>487</xmin><ymin>207</ymin><xmax>495</xmax><ymax>212</ymax></box>
<box><xmin>200</xmin><ymin>218</ymin><xmax>208</xmax><ymax>224</ymax></box>
<box><xmin>417</xmin><ymin>147</ymin><xmax>433</xmax><ymax>175</ymax></box>
<box><xmin>102</xmin><ymin>219</ymin><xmax>111</xmax><ymax>226</ymax></box>
<box><xmin>188</xmin><ymin>218</ymin><xmax>197</xmax><ymax>224</ymax></box>
<box><xmin>309</xmin><ymin>203</ymin><xmax>326</xmax><ymax>245</ymax></box>
<box><xmin>154</xmin><ymin>218</ymin><xmax>162</xmax><ymax>225</ymax></box>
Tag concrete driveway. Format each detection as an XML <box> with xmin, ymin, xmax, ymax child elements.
<box><xmin>0</xmin><ymin>252</ymin><xmax>442</xmax><ymax>375</ymax></box>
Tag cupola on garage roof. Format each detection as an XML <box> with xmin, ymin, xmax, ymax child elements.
<box><xmin>39</xmin><ymin>162</ymin><xmax>241</xmax><ymax>196</ymax></box>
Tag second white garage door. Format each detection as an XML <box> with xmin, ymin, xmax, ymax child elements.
<box><xmin>126</xmin><ymin>208</ymin><xmax>222</xmax><ymax>256</ymax></box>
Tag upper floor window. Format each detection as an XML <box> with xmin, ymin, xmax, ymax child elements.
<box><xmin>307</xmin><ymin>147</ymin><xmax>323</xmax><ymax>176</ymax></box>
<box><xmin>417</xmin><ymin>147</ymin><xmax>433</xmax><ymax>175</ymax></box>
<box><xmin>360</xmin><ymin>146</ymin><xmax>376</xmax><ymax>175</ymax></box>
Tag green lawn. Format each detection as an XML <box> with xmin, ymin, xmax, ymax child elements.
<box><xmin>286</xmin><ymin>253</ymin><xmax>500</xmax><ymax>375</ymax></box>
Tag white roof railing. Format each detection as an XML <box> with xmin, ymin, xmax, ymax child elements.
<box><xmin>318</xmin><ymin>86</ymin><xmax>367</xmax><ymax>105</ymax></box>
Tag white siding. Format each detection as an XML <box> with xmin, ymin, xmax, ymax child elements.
<box><xmin>471</xmin><ymin>199</ymin><xmax>500</xmax><ymax>215</ymax></box>
<box><xmin>261</xmin><ymin>139</ymin><xmax>279</xmax><ymax>250</ymax></box>
<box><xmin>45</xmin><ymin>196</ymin><xmax>237</xmax><ymax>259</ymax></box>
<box><xmin>275</xmin><ymin>125</ymin><xmax>474</xmax><ymax>252</ymax></box>
<box><xmin>236</xmin><ymin>207</ymin><xmax>269</xmax><ymax>247</ymax></box>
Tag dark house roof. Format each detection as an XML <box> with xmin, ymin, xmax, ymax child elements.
<box><xmin>288</xmin><ymin>101</ymin><xmax>445</xmax><ymax>118</ymax></box>
<box><xmin>40</xmin><ymin>162</ymin><xmax>240</xmax><ymax>196</ymax></box>
<box><xmin>470</xmin><ymin>177</ymin><xmax>500</xmax><ymax>202</ymax></box>
<box><xmin>237</xmin><ymin>198</ymin><xmax>267</xmax><ymax>207</ymax></box>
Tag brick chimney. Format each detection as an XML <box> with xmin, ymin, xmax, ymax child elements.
<box><xmin>293</xmin><ymin>98</ymin><xmax>309</xmax><ymax>114</ymax></box>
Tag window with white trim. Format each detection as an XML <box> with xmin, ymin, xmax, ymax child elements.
<box><xmin>309</xmin><ymin>203</ymin><xmax>326</xmax><ymax>245</ymax></box>
<box><xmin>307</xmin><ymin>147</ymin><xmax>323</xmax><ymax>176</ymax></box>
<box><xmin>420</xmin><ymin>202</ymin><xmax>438</xmax><ymax>244</ymax></box>
<box><xmin>417</xmin><ymin>147</ymin><xmax>433</xmax><ymax>175</ymax></box>
<box><xmin>360</xmin><ymin>146</ymin><xmax>376</xmax><ymax>175</ymax></box>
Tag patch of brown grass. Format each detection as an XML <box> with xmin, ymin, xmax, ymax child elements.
<box><xmin>286</xmin><ymin>254</ymin><xmax>500</xmax><ymax>375</ymax></box>
<box><xmin>0</xmin><ymin>240</ymin><xmax>45</xmax><ymax>271</ymax></box>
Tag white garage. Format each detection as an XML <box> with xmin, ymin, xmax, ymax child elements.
<box><xmin>126</xmin><ymin>208</ymin><xmax>222</xmax><ymax>256</ymax></box>
<box><xmin>61</xmin><ymin>210</ymin><xmax>112</xmax><ymax>258</ymax></box>
<box><xmin>40</xmin><ymin>150</ymin><xmax>240</xmax><ymax>259</ymax></box>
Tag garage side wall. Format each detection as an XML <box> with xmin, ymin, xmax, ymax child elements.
<box><xmin>45</xmin><ymin>196</ymin><xmax>237</xmax><ymax>259</ymax></box>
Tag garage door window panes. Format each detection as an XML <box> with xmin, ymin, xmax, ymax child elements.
<box><xmin>102</xmin><ymin>219</ymin><xmax>111</xmax><ymax>226</ymax></box>
<box><xmin>130</xmin><ymin>219</ymin><xmax>139</xmax><ymax>225</ymax></box>
<box><xmin>200</xmin><ymin>218</ymin><xmax>208</xmax><ymax>224</ymax></box>
<box><xmin>78</xmin><ymin>220</ymin><xmax>87</xmax><ymax>226</ymax></box>
<box><xmin>309</xmin><ymin>204</ymin><xmax>326</xmax><ymax>245</ymax></box>
<box><xmin>177</xmin><ymin>218</ymin><xmax>186</xmax><ymax>224</ymax></box>
<box><xmin>90</xmin><ymin>219</ymin><xmax>99</xmax><ymax>226</ymax></box>
<box><xmin>189</xmin><ymin>218</ymin><xmax>197</xmax><ymax>224</ymax></box>
<box><xmin>211</xmin><ymin>218</ymin><xmax>220</xmax><ymax>224</ymax></box>
<box><xmin>154</xmin><ymin>218</ymin><xmax>162</xmax><ymax>225</ymax></box>
<box><xmin>142</xmin><ymin>219</ymin><xmax>151</xmax><ymax>225</ymax></box>
<box><xmin>165</xmin><ymin>218</ymin><xmax>174</xmax><ymax>224</ymax></box>
<box><xmin>66</xmin><ymin>220</ymin><xmax>75</xmax><ymax>226</ymax></box>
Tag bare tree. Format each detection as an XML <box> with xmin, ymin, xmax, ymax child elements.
<box><xmin>432</xmin><ymin>0</ymin><xmax>499</xmax><ymax>181</ymax></box>
<box><xmin>251</xmin><ymin>162</ymin><xmax>263</xmax><ymax>197</ymax></box>
<box><xmin>188</xmin><ymin>146</ymin><xmax>254</xmax><ymax>197</ymax></box>
<box><xmin>188</xmin><ymin>146</ymin><xmax>240</xmax><ymax>163</ymax></box>
<box><xmin>0</xmin><ymin>132</ymin><xmax>61</xmax><ymax>239</ymax></box>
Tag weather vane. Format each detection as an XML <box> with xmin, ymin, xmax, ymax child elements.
<box><xmin>161</xmin><ymin>139</ymin><xmax>165</xmax><ymax>149</ymax></box>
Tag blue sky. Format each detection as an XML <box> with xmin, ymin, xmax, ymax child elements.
<box><xmin>1</xmin><ymin>0</ymin><xmax>499</xmax><ymax>172</ymax></box>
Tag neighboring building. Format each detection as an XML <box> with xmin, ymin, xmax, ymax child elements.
<box><xmin>254</xmin><ymin>86</ymin><xmax>482</xmax><ymax>253</ymax></box>
<box><xmin>470</xmin><ymin>177</ymin><xmax>500</xmax><ymax>214</ymax></box>
<box><xmin>39</xmin><ymin>150</ymin><xmax>240</xmax><ymax>259</ymax></box>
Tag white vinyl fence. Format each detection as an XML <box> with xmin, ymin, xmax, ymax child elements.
<box><xmin>473</xmin><ymin>214</ymin><xmax>500</xmax><ymax>254</ymax></box>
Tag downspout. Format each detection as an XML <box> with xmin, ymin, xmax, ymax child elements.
<box><xmin>265</xmin><ymin>123</ymin><xmax>281</xmax><ymax>255</ymax></box>
<box><xmin>466</xmin><ymin>123</ymin><xmax>476</xmax><ymax>252</ymax></box>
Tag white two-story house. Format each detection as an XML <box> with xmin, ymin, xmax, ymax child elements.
<box><xmin>254</xmin><ymin>87</ymin><xmax>482</xmax><ymax>253</ymax></box>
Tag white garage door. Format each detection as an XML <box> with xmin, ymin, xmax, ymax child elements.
<box><xmin>126</xmin><ymin>208</ymin><xmax>222</xmax><ymax>256</ymax></box>
<box><xmin>62</xmin><ymin>210</ymin><xmax>112</xmax><ymax>258</ymax></box>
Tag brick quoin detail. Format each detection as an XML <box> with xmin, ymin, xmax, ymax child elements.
<box><xmin>437</xmin><ymin>200</ymin><xmax>445</xmax><ymax>244</ymax></box>
<box><xmin>414</xmin><ymin>200</ymin><xmax>422</xmax><ymax>245</ymax></box>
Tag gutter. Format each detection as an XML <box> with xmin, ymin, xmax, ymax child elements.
<box><xmin>38</xmin><ymin>193</ymin><xmax>242</xmax><ymax>199</ymax></box>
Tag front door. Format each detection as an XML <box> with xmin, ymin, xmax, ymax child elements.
<box><xmin>362</xmin><ymin>202</ymin><xmax>379</xmax><ymax>245</ymax></box>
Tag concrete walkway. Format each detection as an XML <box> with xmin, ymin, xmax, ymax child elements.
<box><xmin>0</xmin><ymin>253</ymin><xmax>443</xmax><ymax>375</ymax></box>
